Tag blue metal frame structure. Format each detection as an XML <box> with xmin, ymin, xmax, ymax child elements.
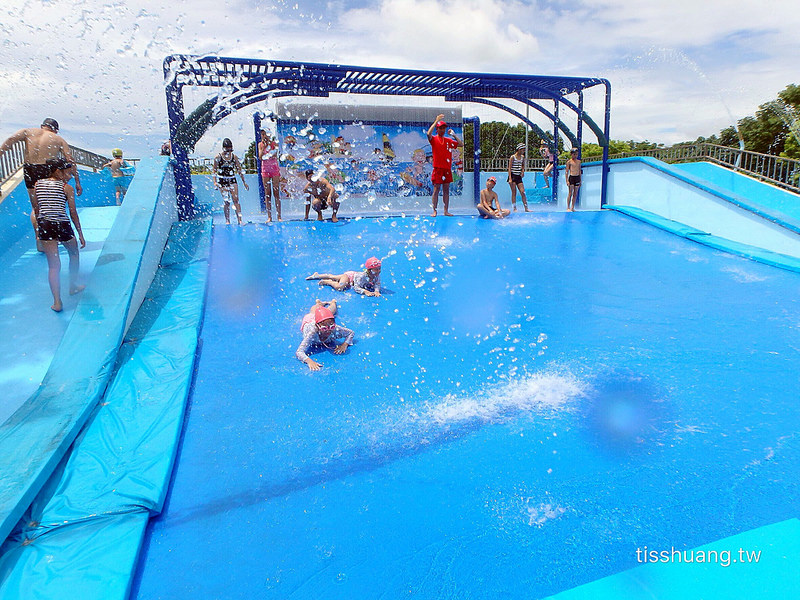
<box><xmin>464</xmin><ymin>116</ymin><xmax>481</xmax><ymax>203</ymax></box>
<box><xmin>164</xmin><ymin>55</ymin><xmax>611</xmax><ymax>219</ymax></box>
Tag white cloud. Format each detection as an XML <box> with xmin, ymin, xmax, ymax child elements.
<box><xmin>340</xmin><ymin>0</ymin><xmax>540</xmax><ymax>69</ymax></box>
<box><xmin>0</xmin><ymin>0</ymin><xmax>798</xmax><ymax>155</ymax></box>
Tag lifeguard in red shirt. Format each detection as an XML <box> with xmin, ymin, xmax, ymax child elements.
<box><xmin>426</xmin><ymin>114</ymin><xmax>463</xmax><ymax>217</ymax></box>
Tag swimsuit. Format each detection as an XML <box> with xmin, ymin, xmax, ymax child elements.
<box><xmin>569</xmin><ymin>175</ymin><xmax>582</xmax><ymax>186</ymax></box>
<box><xmin>431</xmin><ymin>167</ymin><xmax>453</xmax><ymax>184</ymax></box>
<box><xmin>34</xmin><ymin>178</ymin><xmax>75</xmax><ymax>242</ymax></box>
<box><xmin>24</xmin><ymin>163</ymin><xmax>53</xmax><ymax>189</ymax></box>
<box><xmin>510</xmin><ymin>155</ymin><xmax>524</xmax><ymax>184</ymax></box>
<box><xmin>296</xmin><ymin>320</ymin><xmax>355</xmax><ymax>362</ymax></box>
<box><xmin>37</xmin><ymin>219</ymin><xmax>75</xmax><ymax>242</ymax></box>
<box><xmin>351</xmin><ymin>270</ymin><xmax>380</xmax><ymax>294</ymax></box>
<box><xmin>214</xmin><ymin>153</ymin><xmax>238</xmax><ymax>187</ymax></box>
<box><xmin>260</xmin><ymin>142</ymin><xmax>280</xmax><ymax>178</ymax></box>
<box><xmin>113</xmin><ymin>175</ymin><xmax>133</xmax><ymax>191</ymax></box>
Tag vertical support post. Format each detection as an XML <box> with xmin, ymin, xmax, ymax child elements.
<box><xmin>601</xmin><ymin>80</ymin><xmax>612</xmax><ymax>207</ymax></box>
<box><xmin>552</xmin><ymin>99</ymin><xmax>559</xmax><ymax>206</ymax></box>
<box><xmin>577</xmin><ymin>92</ymin><xmax>584</xmax><ymax>209</ymax></box>
<box><xmin>165</xmin><ymin>79</ymin><xmax>194</xmax><ymax>220</ymax></box>
<box><xmin>577</xmin><ymin>93</ymin><xmax>584</xmax><ymax>156</ymax></box>
<box><xmin>253</xmin><ymin>113</ymin><xmax>266</xmax><ymax>213</ymax></box>
<box><xmin>525</xmin><ymin>104</ymin><xmax>529</xmax><ymax>171</ymax></box>
<box><xmin>464</xmin><ymin>116</ymin><xmax>481</xmax><ymax>205</ymax></box>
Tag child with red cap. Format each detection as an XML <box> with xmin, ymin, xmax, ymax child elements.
<box><xmin>305</xmin><ymin>256</ymin><xmax>383</xmax><ymax>297</ymax></box>
<box><xmin>296</xmin><ymin>300</ymin><xmax>355</xmax><ymax>371</ymax></box>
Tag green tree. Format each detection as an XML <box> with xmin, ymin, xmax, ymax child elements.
<box><xmin>244</xmin><ymin>141</ymin><xmax>257</xmax><ymax>173</ymax></box>
<box><xmin>464</xmin><ymin>121</ymin><xmax>554</xmax><ymax>169</ymax></box>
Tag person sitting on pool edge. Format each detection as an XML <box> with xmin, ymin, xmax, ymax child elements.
<box><xmin>296</xmin><ymin>300</ymin><xmax>355</xmax><ymax>371</ymax></box>
<box><xmin>476</xmin><ymin>177</ymin><xmax>510</xmax><ymax>219</ymax></box>
<box><xmin>305</xmin><ymin>257</ymin><xmax>383</xmax><ymax>297</ymax></box>
<box><xmin>303</xmin><ymin>168</ymin><xmax>340</xmax><ymax>222</ymax></box>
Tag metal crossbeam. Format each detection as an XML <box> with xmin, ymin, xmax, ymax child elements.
<box><xmin>164</xmin><ymin>55</ymin><xmax>611</xmax><ymax>218</ymax></box>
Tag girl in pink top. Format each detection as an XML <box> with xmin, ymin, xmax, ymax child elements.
<box><xmin>305</xmin><ymin>257</ymin><xmax>382</xmax><ymax>297</ymax></box>
<box><xmin>258</xmin><ymin>129</ymin><xmax>281</xmax><ymax>222</ymax></box>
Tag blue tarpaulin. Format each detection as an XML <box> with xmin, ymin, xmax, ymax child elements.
<box><xmin>0</xmin><ymin>218</ymin><xmax>210</xmax><ymax>599</ymax></box>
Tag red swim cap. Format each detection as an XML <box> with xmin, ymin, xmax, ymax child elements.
<box><xmin>314</xmin><ymin>307</ymin><xmax>335</xmax><ymax>324</ymax></box>
<box><xmin>365</xmin><ymin>257</ymin><xmax>381</xmax><ymax>270</ymax></box>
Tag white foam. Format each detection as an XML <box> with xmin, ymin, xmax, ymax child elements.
<box><xmin>721</xmin><ymin>265</ymin><xmax>767</xmax><ymax>283</ymax></box>
<box><xmin>427</xmin><ymin>371</ymin><xmax>583</xmax><ymax>425</ymax></box>
<box><xmin>386</xmin><ymin>371</ymin><xmax>585</xmax><ymax>436</ymax></box>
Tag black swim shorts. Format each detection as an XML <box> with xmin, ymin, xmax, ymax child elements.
<box><xmin>37</xmin><ymin>219</ymin><xmax>75</xmax><ymax>242</ymax></box>
<box><xmin>568</xmin><ymin>175</ymin><xmax>582</xmax><ymax>186</ymax></box>
<box><xmin>510</xmin><ymin>174</ymin><xmax>523</xmax><ymax>184</ymax></box>
<box><xmin>24</xmin><ymin>163</ymin><xmax>53</xmax><ymax>189</ymax></box>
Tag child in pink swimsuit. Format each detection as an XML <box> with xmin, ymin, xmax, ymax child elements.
<box><xmin>305</xmin><ymin>257</ymin><xmax>382</xmax><ymax>297</ymax></box>
<box><xmin>258</xmin><ymin>129</ymin><xmax>281</xmax><ymax>222</ymax></box>
<box><xmin>296</xmin><ymin>300</ymin><xmax>355</xmax><ymax>371</ymax></box>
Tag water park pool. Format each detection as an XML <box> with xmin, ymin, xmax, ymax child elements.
<box><xmin>130</xmin><ymin>210</ymin><xmax>800</xmax><ymax>598</ymax></box>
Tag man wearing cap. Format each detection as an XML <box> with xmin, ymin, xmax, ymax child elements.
<box><xmin>426</xmin><ymin>113</ymin><xmax>463</xmax><ymax>217</ymax></box>
<box><xmin>0</xmin><ymin>119</ymin><xmax>83</xmax><ymax>249</ymax></box>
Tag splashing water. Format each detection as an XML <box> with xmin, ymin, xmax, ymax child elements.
<box><xmin>639</xmin><ymin>47</ymin><xmax>746</xmax><ymax>153</ymax></box>
<box><xmin>384</xmin><ymin>370</ymin><xmax>586</xmax><ymax>438</ymax></box>
<box><xmin>167</xmin><ymin>370</ymin><xmax>587</xmax><ymax>526</ymax></box>
<box><xmin>766</xmin><ymin>100</ymin><xmax>800</xmax><ymax>148</ymax></box>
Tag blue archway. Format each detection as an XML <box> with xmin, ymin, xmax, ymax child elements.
<box><xmin>164</xmin><ymin>55</ymin><xmax>611</xmax><ymax>219</ymax></box>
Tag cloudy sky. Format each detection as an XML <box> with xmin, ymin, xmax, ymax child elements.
<box><xmin>1</xmin><ymin>0</ymin><xmax>797</xmax><ymax>159</ymax></box>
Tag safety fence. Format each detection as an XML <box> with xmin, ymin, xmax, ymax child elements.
<box><xmin>608</xmin><ymin>144</ymin><xmax>800</xmax><ymax>194</ymax></box>
<box><xmin>0</xmin><ymin>141</ymin><xmax>25</xmax><ymax>187</ymax></box>
<box><xmin>187</xmin><ymin>143</ymin><xmax>799</xmax><ymax>194</ymax></box>
<box><xmin>0</xmin><ymin>143</ymin><xmax>111</xmax><ymax>188</ymax></box>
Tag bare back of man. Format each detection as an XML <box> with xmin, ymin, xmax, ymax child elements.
<box><xmin>0</xmin><ymin>120</ymin><xmax>83</xmax><ymax>250</ymax></box>
<box><xmin>21</xmin><ymin>127</ymin><xmax>70</xmax><ymax>164</ymax></box>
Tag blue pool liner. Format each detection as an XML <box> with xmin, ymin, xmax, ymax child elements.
<box><xmin>673</xmin><ymin>161</ymin><xmax>800</xmax><ymax>225</ymax></box>
<box><xmin>611</xmin><ymin>205</ymin><xmax>800</xmax><ymax>273</ymax></box>
<box><xmin>608</xmin><ymin>157</ymin><xmax>800</xmax><ymax>236</ymax></box>
<box><xmin>0</xmin><ymin>218</ymin><xmax>211</xmax><ymax>599</ymax></box>
<box><xmin>0</xmin><ymin>158</ymin><xmax>171</xmax><ymax>545</ymax></box>
<box><xmin>546</xmin><ymin>518</ymin><xmax>800</xmax><ymax>598</ymax></box>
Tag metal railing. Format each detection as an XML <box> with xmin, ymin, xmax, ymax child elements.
<box><xmin>0</xmin><ymin>140</ymin><xmax>26</xmax><ymax>187</ymax></box>
<box><xmin>188</xmin><ymin>157</ymin><xmax>258</xmax><ymax>174</ymax></box>
<box><xmin>463</xmin><ymin>157</ymin><xmax>555</xmax><ymax>172</ymax></box>
<box><xmin>69</xmin><ymin>146</ymin><xmax>111</xmax><ymax>171</ymax></box>
<box><xmin>467</xmin><ymin>143</ymin><xmax>800</xmax><ymax>194</ymax></box>
<box><xmin>607</xmin><ymin>143</ymin><xmax>800</xmax><ymax>193</ymax></box>
<box><xmin>0</xmin><ymin>143</ymin><xmax>111</xmax><ymax>189</ymax></box>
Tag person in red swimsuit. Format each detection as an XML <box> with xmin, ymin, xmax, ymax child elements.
<box><xmin>426</xmin><ymin>114</ymin><xmax>463</xmax><ymax>217</ymax></box>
